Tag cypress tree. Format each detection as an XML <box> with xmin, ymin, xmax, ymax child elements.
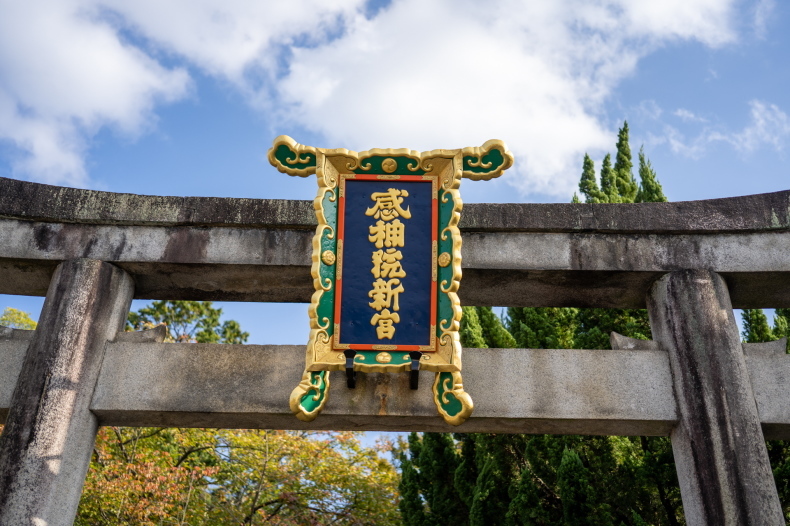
<box><xmin>460</xmin><ymin>306</ymin><xmax>487</xmax><ymax>348</ymax></box>
<box><xmin>470</xmin><ymin>435</ymin><xmax>524</xmax><ymax>526</ymax></box>
<box><xmin>476</xmin><ymin>307</ymin><xmax>517</xmax><ymax>348</ymax></box>
<box><xmin>773</xmin><ymin>308</ymin><xmax>790</xmax><ymax>352</ymax></box>
<box><xmin>398</xmin><ymin>125</ymin><xmax>690</xmax><ymax>526</ymax></box>
<box><xmin>557</xmin><ymin>448</ymin><xmax>597</xmax><ymax>526</ymax></box>
<box><xmin>742</xmin><ymin>309</ymin><xmax>775</xmax><ymax>343</ymax></box>
<box><xmin>419</xmin><ymin>433</ymin><xmax>469</xmax><ymax>525</ymax></box>
<box><xmin>454</xmin><ymin>434</ymin><xmax>479</xmax><ymax>509</ymax></box>
<box><xmin>579</xmin><ymin>154</ymin><xmax>605</xmax><ymax>203</ymax></box>
<box><xmin>635</xmin><ymin>147</ymin><xmax>667</xmax><ymax>203</ymax></box>
<box><xmin>399</xmin><ymin>433</ymin><xmax>428</xmax><ymax>526</ymax></box>
<box><xmin>599</xmin><ymin>154</ymin><xmax>616</xmax><ymax>203</ymax></box>
<box><xmin>507</xmin><ymin>307</ymin><xmax>577</xmax><ymax>349</ymax></box>
<box><xmin>613</xmin><ymin>122</ymin><xmax>638</xmax><ymax>203</ymax></box>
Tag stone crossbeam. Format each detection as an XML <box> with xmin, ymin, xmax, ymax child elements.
<box><xmin>2</xmin><ymin>337</ymin><xmax>790</xmax><ymax>439</ymax></box>
<box><xmin>2</xmin><ymin>177</ymin><xmax>790</xmax><ymax>307</ymax></box>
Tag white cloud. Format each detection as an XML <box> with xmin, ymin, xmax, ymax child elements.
<box><xmin>711</xmin><ymin>100</ymin><xmax>790</xmax><ymax>152</ymax></box>
<box><xmin>753</xmin><ymin>0</ymin><xmax>776</xmax><ymax>39</ymax></box>
<box><xmin>275</xmin><ymin>0</ymin><xmax>739</xmax><ymax>196</ymax></box>
<box><xmin>0</xmin><ymin>0</ymin><xmax>191</xmax><ymax>185</ymax></box>
<box><xmin>662</xmin><ymin>100</ymin><xmax>790</xmax><ymax>158</ymax></box>
<box><xmin>0</xmin><ymin>0</ymin><xmax>743</xmax><ymax>193</ymax></box>
<box><xmin>674</xmin><ymin>108</ymin><xmax>708</xmax><ymax>123</ymax></box>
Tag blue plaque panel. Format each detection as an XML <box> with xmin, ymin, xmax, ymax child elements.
<box><xmin>336</xmin><ymin>178</ymin><xmax>433</xmax><ymax>348</ymax></box>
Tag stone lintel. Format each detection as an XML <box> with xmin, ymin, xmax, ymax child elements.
<box><xmin>0</xmin><ymin>340</ymin><xmax>788</xmax><ymax>438</ymax></box>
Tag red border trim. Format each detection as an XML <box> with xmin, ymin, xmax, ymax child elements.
<box><xmin>334</xmin><ymin>173</ymin><xmax>437</xmax><ymax>351</ymax></box>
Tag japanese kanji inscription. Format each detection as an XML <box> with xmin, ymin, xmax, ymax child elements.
<box><xmin>268</xmin><ymin>136</ymin><xmax>513</xmax><ymax>425</ymax></box>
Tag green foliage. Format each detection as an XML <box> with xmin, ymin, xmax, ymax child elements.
<box><xmin>599</xmin><ymin>154</ymin><xmax>616</xmax><ymax>203</ymax></box>
<box><xmin>578</xmin><ymin>121</ymin><xmax>664</xmax><ymax>206</ymax></box>
<box><xmin>79</xmin><ymin>428</ymin><xmax>399</xmax><ymax>525</ymax></box>
<box><xmin>742</xmin><ymin>308</ymin><xmax>775</xmax><ymax>343</ymax></box>
<box><xmin>459</xmin><ymin>306</ymin><xmax>487</xmax><ymax>348</ymax></box>
<box><xmin>578</xmin><ymin>154</ymin><xmax>605</xmax><ymax>203</ymax></box>
<box><xmin>399</xmin><ymin>127</ymin><xmax>690</xmax><ymax>526</ymax></box>
<box><xmin>0</xmin><ymin>307</ymin><xmax>37</xmax><ymax>329</ymax></box>
<box><xmin>613</xmin><ymin>122</ymin><xmax>638</xmax><ymax>203</ymax></box>
<box><xmin>741</xmin><ymin>308</ymin><xmax>790</xmax><ymax>521</ymax></box>
<box><xmin>507</xmin><ymin>307</ymin><xmax>577</xmax><ymax>349</ymax></box>
<box><xmin>398</xmin><ymin>432</ymin><xmax>468</xmax><ymax>526</ymax></box>
<box><xmin>476</xmin><ymin>307</ymin><xmax>516</xmax><ymax>348</ymax></box>
<box><xmin>76</xmin><ymin>300</ymin><xmax>398</xmax><ymax>525</ymax></box>
<box><xmin>574</xmin><ymin>308</ymin><xmax>652</xmax><ymax>350</ymax></box>
<box><xmin>127</xmin><ymin>300</ymin><xmax>249</xmax><ymax>344</ymax></box>
<box><xmin>635</xmin><ymin>147</ymin><xmax>667</xmax><ymax>203</ymax></box>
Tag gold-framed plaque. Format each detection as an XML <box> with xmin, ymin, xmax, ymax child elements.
<box><xmin>268</xmin><ymin>136</ymin><xmax>513</xmax><ymax>425</ymax></box>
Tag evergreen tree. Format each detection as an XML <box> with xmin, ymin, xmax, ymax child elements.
<box><xmin>459</xmin><ymin>306</ymin><xmax>487</xmax><ymax>348</ymax></box>
<box><xmin>599</xmin><ymin>154</ymin><xmax>617</xmax><ymax>203</ymax></box>
<box><xmin>399</xmin><ymin>434</ymin><xmax>429</xmax><ymax>526</ymax></box>
<box><xmin>613</xmin><ymin>122</ymin><xmax>638</xmax><ymax>203</ymax></box>
<box><xmin>578</xmin><ymin>154</ymin><xmax>605</xmax><ymax>204</ymax></box>
<box><xmin>742</xmin><ymin>308</ymin><xmax>775</xmax><ymax>343</ymax></box>
<box><xmin>398</xmin><ymin>125</ymin><xmax>688</xmax><ymax>526</ymax></box>
<box><xmin>741</xmin><ymin>308</ymin><xmax>790</xmax><ymax>521</ymax></box>
<box><xmin>469</xmin><ymin>435</ymin><xmax>521</xmax><ymax>526</ymax></box>
<box><xmin>635</xmin><ymin>147</ymin><xmax>667</xmax><ymax>203</ymax></box>
<box><xmin>507</xmin><ymin>307</ymin><xmax>577</xmax><ymax>349</ymax></box>
<box><xmin>557</xmin><ymin>448</ymin><xmax>596</xmax><ymax>525</ymax></box>
<box><xmin>774</xmin><ymin>308</ymin><xmax>790</xmax><ymax>352</ymax></box>
<box><xmin>476</xmin><ymin>307</ymin><xmax>517</xmax><ymax>348</ymax></box>
<box><xmin>398</xmin><ymin>432</ymin><xmax>469</xmax><ymax>526</ymax></box>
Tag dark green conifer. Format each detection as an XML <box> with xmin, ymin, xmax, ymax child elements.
<box><xmin>635</xmin><ymin>147</ymin><xmax>667</xmax><ymax>203</ymax></box>
<box><xmin>507</xmin><ymin>307</ymin><xmax>577</xmax><ymax>349</ymax></box>
<box><xmin>557</xmin><ymin>448</ymin><xmax>596</xmax><ymax>526</ymax></box>
<box><xmin>613</xmin><ymin>122</ymin><xmax>638</xmax><ymax>203</ymax></box>
<box><xmin>742</xmin><ymin>309</ymin><xmax>775</xmax><ymax>343</ymax></box>
<box><xmin>599</xmin><ymin>153</ymin><xmax>616</xmax><ymax>203</ymax></box>
<box><xmin>398</xmin><ymin>433</ymin><xmax>427</xmax><ymax>526</ymax></box>
<box><xmin>476</xmin><ymin>307</ymin><xmax>517</xmax><ymax>348</ymax></box>
<box><xmin>773</xmin><ymin>308</ymin><xmax>790</xmax><ymax>352</ymax></box>
<box><xmin>470</xmin><ymin>435</ymin><xmax>521</xmax><ymax>526</ymax></box>
<box><xmin>579</xmin><ymin>154</ymin><xmax>605</xmax><ymax>203</ymax></box>
<box><xmin>459</xmin><ymin>306</ymin><xmax>487</xmax><ymax>348</ymax></box>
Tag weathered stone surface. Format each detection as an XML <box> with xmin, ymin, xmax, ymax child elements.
<box><xmin>89</xmin><ymin>344</ymin><xmax>679</xmax><ymax>435</ymax></box>
<box><xmin>2</xmin><ymin>341</ymin><xmax>790</xmax><ymax>436</ymax></box>
<box><xmin>743</xmin><ymin>337</ymin><xmax>787</xmax><ymax>355</ymax></box>
<box><xmin>3</xmin><ymin>176</ymin><xmax>789</xmax><ymax>233</ymax></box>
<box><xmin>0</xmin><ymin>259</ymin><xmax>133</xmax><ymax>526</ymax></box>
<box><xmin>647</xmin><ymin>270</ymin><xmax>783</xmax><ymax>526</ymax></box>
<box><xmin>3</xmin><ymin>220</ymin><xmax>790</xmax><ymax>306</ymax></box>
<box><xmin>610</xmin><ymin>332</ymin><xmax>659</xmax><ymax>351</ymax></box>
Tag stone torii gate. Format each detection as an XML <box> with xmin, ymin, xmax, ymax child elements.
<box><xmin>1</xmin><ymin>175</ymin><xmax>789</xmax><ymax>525</ymax></box>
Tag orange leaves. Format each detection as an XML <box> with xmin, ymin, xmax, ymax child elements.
<box><xmin>76</xmin><ymin>427</ymin><xmax>400</xmax><ymax>525</ymax></box>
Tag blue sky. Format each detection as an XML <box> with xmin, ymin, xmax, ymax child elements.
<box><xmin>1</xmin><ymin>0</ymin><xmax>788</xmax><ymax>343</ymax></box>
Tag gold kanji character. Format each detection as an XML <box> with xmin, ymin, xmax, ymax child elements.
<box><xmin>365</xmin><ymin>188</ymin><xmax>411</xmax><ymax>221</ymax></box>
<box><xmin>371</xmin><ymin>308</ymin><xmax>400</xmax><ymax>339</ymax></box>
<box><xmin>371</xmin><ymin>248</ymin><xmax>406</xmax><ymax>278</ymax></box>
<box><xmin>368</xmin><ymin>278</ymin><xmax>404</xmax><ymax>311</ymax></box>
<box><xmin>369</xmin><ymin>219</ymin><xmax>405</xmax><ymax>248</ymax></box>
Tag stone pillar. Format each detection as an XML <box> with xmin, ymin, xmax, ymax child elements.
<box><xmin>647</xmin><ymin>269</ymin><xmax>783</xmax><ymax>525</ymax></box>
<box><xmin>0</xmin><ymin>259</ymin><xmax>133</xmax><ymax>526</ymax></box>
